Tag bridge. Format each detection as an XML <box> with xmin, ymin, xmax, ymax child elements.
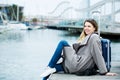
<box><xmin>46</xmin><ymin>0</ymin><xmax>120</xmax><ymax>39</ymax></box>
<box><xmin>47</xmin><ymin>0</ymin><xmax>120</xmax><ymax>24</ymax></box>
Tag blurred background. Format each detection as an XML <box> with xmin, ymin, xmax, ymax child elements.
<box><xmin>0</xmin><ymin>0</ymin><xmax>120</xmax><ymax>80</ymax></box>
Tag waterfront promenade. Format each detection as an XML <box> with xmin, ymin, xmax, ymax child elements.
<box><xmin>49</xmin><ymin>62</ymin><xmax>120</xmax><ymax>80</ymax></box>
<box><xmin>47</xmin><ymin>25</ymin><xmax>120</xmax><ymax>39</ymax></box>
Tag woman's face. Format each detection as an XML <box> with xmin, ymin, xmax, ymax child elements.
<box><xmin>84</xmin><ymin>22</ymin><xmax>95</xmax><ymax>35</ymax></box>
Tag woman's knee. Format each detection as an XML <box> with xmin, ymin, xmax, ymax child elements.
<box><xmin>59</xmin><ymin>40</ymin><xmax>69</xmax><ymax>46</ymax></box>
<box><xmin>59</xmin><ymin>40</ymin><xmax>67</xmax><ymax>43</ymax></box>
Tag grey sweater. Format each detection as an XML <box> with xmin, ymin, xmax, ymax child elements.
<box><xmin>63</xmin><ymin>33</ymin><xmax>107</xmax><ymax>74</ymax></box>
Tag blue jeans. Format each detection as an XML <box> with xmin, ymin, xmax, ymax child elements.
<box><xmin>43</xmin><ymin>40</ymin><xmax>70</xmax><ymax>80</ymax></box>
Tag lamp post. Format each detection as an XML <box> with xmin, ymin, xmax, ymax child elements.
<box><xmin>92</xmin><ymin>11</ymin><xmax>101</xmax><ymax>35</ymax></box>
<box><xmin>17</xmin><ymin>5</ymin><xmax>19</xmax><ymax>22</ymax></box>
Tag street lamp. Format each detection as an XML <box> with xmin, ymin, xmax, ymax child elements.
<box><xmin>91</xmin><ymin>11</ymin><xmax>101</xmax><ymax>35</ymax></box>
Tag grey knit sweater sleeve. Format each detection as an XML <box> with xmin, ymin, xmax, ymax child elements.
<box><xmin>90</xmin><ymin>34</ymin><xmax>108</xmax><ymax>74</ymax></box>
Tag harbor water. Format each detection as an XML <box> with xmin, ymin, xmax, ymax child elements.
<box><xmin>0</xmin><ymin>29</ymin><xmax>120</xmax><ymax>80</ymax></box>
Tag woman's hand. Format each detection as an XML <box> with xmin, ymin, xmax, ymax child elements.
<box><xmin>105</xmin><ymin>72</ymin><xmax>118</xmax><ymax>76</ymax></box>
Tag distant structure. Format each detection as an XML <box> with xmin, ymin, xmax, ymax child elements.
<box><xmin>0</xmin><ymin>4</ymin><xmax>24</xmax><ymax>21</ymax></box>
<box><xmin>45</xmin><ymin>0</ymin><xmax>120</xmax><ymax>39</ymax></box>
<box><xmin>47</xmin><ymin>0</ymin><xmax>120</xmax><ymax>26</ymax></box>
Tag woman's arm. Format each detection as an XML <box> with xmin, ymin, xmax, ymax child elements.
<box><xmin>91</xmin><ymin>35</ymin><xmax>108</xmax><ymax>74</ymax></box>
<box><xmin>91</xmin><ymin>35</ymin><xmax>117</xmax><ymax>76</ymax></box>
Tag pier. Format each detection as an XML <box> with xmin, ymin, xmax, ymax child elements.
<box><xmin>47</xmin><ymin>25</ymin><xmax>120</xmax><ymax>39</ymax></box>
<box><xmin>49</xmin><ymin>62</ymin><xmax>120</xmax><ymax>80</ymax></box>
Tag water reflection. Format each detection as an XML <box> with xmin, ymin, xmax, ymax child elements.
<box><xmin>0</xmin><ymin>29</ymin><xmax>120</xmax><ymax>80</ymax></box>
<box><xmin>0</xmin><ymin>30</ymin><xmax>24</xmax><ymax>43</ymax></box>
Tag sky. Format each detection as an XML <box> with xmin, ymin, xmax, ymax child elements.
<box><xmin>0</xmin><ymin>0</ymin><xmax>120</xmax><ymax>22</ymax></box>
<box><xmin>1</xmin><ymin>0</ymin><xmax>101</xmax><ymax>16</ymax></box>
<box><xmin>1</xmin><ymin>0</ymin><xmax>83</xmax><ymax>16</ymax></box>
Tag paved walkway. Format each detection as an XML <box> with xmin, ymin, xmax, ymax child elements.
<box><xmin>49</xmin><ymin>62</ymin><xmax>120</xmax><ymax>80</ymax></box>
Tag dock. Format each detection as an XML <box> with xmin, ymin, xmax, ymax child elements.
<box><xmin>49</xmin><ymin>62</ymin><xmax>120</xmax><ymax>80</ymax></box>
<box><xmin>47</xmin><ymin>25</ymin><xmax>120</xmax><ymax>39</ymax></box>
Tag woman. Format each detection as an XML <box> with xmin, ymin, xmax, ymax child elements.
<box><xmin>40</xmin><ymin>19</ymin><xmax>117</xmax><ymax>80</ymax></box>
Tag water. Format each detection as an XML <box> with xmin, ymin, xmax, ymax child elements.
<box><xmin>0</xmin><ymin>29</ymin><xmax>120</xmax><ymax>80</ymax></box>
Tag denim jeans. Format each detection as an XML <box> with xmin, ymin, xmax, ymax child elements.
<box><xmin>43</xmin><ymin>40</ymin><xmax>70</xmax><ymax>80</ymax></box>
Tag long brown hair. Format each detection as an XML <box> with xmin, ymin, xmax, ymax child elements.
<box><xmin>78</xmin><ymin>19</ymin><xmax>98</xmax><ymax>42</ymax></box>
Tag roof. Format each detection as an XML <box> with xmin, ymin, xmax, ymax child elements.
<box><xmin>0</xmin><ymin>4</ymin><xmax>11</xmax><ymax>7</ymax></box>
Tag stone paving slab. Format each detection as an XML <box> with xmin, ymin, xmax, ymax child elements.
<box><xmin>49</xmin><ymin>62</ymin><xmax>120</xmax><ymax>80</ymax></box>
